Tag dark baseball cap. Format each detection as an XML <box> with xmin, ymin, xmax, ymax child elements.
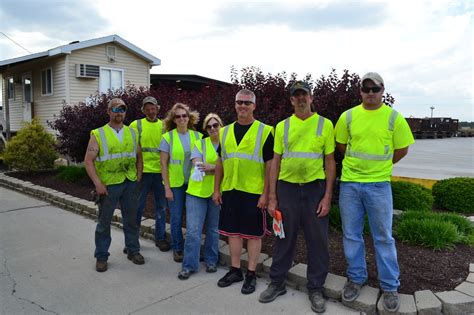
<box><xmin>290</xmin><ymin>81</ymin><xmax>312</xmax><ymax>95</ymax></box>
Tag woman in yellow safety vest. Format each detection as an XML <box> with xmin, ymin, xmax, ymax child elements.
<box><xmin>178</xmin><ymin>113</ymin><xmax>223</xmax><ymax>280</ymax></box>
<box><xmin>160</xmin><ymin>103</ymin><xmax>202</xmax><ymax>262</ymax></box>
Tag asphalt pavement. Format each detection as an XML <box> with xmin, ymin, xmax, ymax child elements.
<box><xmin>0</xmin><ymin>186</ymin><xmax>356</xmax><ymax>315</ymax></box>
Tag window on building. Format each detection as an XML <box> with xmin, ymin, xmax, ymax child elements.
<box><xmin>99</xmin><ymin>68</ymin><xmax>124</xmax><ymax>94</ymax></box>
<box><xmin>7</xmin><ymin>77</ymin><xmax>15</xmax><ymax>100</ymax></box>
<box><xmin>41</xmin><ymin>68</ymin><xmax>53</xmax><ymax>95</ymax></box>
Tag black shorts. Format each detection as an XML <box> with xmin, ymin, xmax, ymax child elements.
<box><xmin>218</xmin><ymin>189</ymin><xmax>267</xmax><ymax>239</ymax></box>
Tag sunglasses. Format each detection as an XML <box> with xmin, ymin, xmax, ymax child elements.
<box><xmin>206</xmin><ymin>123</ymin><xmax>220</xmax><ymax>130</ymax></box>
<box><xmin>111</xmin><ymin>106</ymin><xmax>126</xmax><ymax>113</ymax></box>
<box><xmin>174</xmin><ymin>114</ymin><xmax>188</xmax><ymax>119</ymax></box>
<box><xmin>361</xmin><ymin>86</ymin><xmax>382</xmax><ymax>93</ymax></box>
<box><xmin>235</xmin><ymin>100</ymin><xmax>253</xmax><ymax>106</ymax></box>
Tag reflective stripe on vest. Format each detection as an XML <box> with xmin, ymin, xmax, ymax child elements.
<box><xmin>169</xmin><ymin>130</ymin><xmax>200</xmax><ymax>165</ymax></box>
<box><xmin>96</xmin><ymin>127</ymin><xmax>137</xmax><ymax>162</ymax></box>
<box><xmin>202</xmin><ymin>139</ymin><xmax>207</xmax><ymax>163</ymax></box>
<box><xmin>345</xmin><ymin>108</ymin><xmax>398</xmax><ymax>161</ymax></box>
<box><xmin>221</xmin><ymin>122</ymin><xmax>265</xmax><ymax>163</ymax></box>
<box><xmin>137</xmin><ymin>119</ymin><xmax>161</xmax><ymax>154</ymax></box>
<box><xmin>282</xmin><ymin>115</ymin><xmax>324</xmax><ymax>159</ymax></box>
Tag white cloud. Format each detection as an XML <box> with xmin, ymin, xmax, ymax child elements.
<box><xmin>0</xmin><ymin>0</ymin><xmax>472</xmax><ymax>120</ymax></box>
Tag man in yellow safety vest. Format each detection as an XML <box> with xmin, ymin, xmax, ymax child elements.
<box><xmin>335</xmin><ymin>72</ymin><xmax>414</xmax><ymax>312</ymax></box>
<box><xmin>130</xmin><ymin>96</ymin><xmax>170</xmax><ymax>252</ymax></box>
<box><xmin>213</xmin><ymin>89</ymin><xmax>274</xmax><ymax>295</ymax></box>
<box><xmin>84</xmin><ymin>98</ymin><xmax>144</xmax><ymax>272</ymax></box>
<box><xmin>258</xmin><ymin>81</ymin><xmax>336</xmax><ymax>313</ymax></box>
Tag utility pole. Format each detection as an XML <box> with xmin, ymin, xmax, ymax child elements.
<box><xmin>430</xmin><ymin>106</ymin><xmax>435</xmax><ymax>118</ymax></box>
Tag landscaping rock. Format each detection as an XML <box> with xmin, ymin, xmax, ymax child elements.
<box><xmin>140</xmin><ymin>219</ymin><xmax>155</xmax><ymax>234</ymax></box>
<box><xmin>435</xmin><ymin>290</ymin><xmax>474</xmax><ymax>315</ymax></box>
<box><xmin>323</xmin><ymin>273</ymin><xmax>346</xmax><ymax>299</ymax></box>
<box><xmin>262</xmin><ymin>257</ymin><xmax>272</xmax><ymax>274</ymax></box>
<box><xmin>455</xmin><ymin>281</ymin><xmax>474</xmax><ymax>297</ymax></box>
<box><xmin>218</xmin><ymin>245</ymin><xmax>246</xmax><ymax>266</ymax></box>
<box><xmin>466</xmin><ymin>273</ymin><xmax>474</xmax><ymax>283</ymax></box>
<box><xmin>414</xmin><ymin>290</ymin><xmax>442</xmax><ymax>315</ymax></box>
<box><xmin>342</xmin><ymin>285</ymin><xmax>379</xmax><ymax>315</ymax></box>
<box><xmin>288</xmin><ymin>263</ymin><xmax>307</xmax><ymax>287</ymax></box>
<box><xmin>377</xmin><ymin>293</ymin><xmax>416</xmax><ymax>315</ymax></box>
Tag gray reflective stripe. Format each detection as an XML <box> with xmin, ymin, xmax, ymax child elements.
<box><xmin>282</xmin><ymin>116</ymin><xmax>324</xmax><ymax>160</ymax></box>
<box><xmin>282</xmin><ymin>152</ymin><xmax>323</xmax><ymax>159</ymax></box>
<box><xmin>252</xmin><ymin>122</ymin><xmax>265</xmax><ymax>158</ymax></box>
<box><xmin>221</xmin><ymin>122</ymin><xmax>265</xmax><ymax>163</ymax></box>
<box><xmin>316</xmin><ymin>115</ymin><xmax>324</xmax><ymax>136</ymax></box>
<box><xmin>96</xmin><ymin>127</ymin><xmax>137</xmax><ymax>162</ymax></box>
<box><xmin>137</xmin><ymin>119</ymin><xmax>142</xmax><ymax>142</ymax></box>
<box><xmin>221</xmin><ymin>125</ymin><xmax>231</xmax><ymax>160</ymax></box>
<box><xmin>201</xmin><ymin>139</ymin><xmax>207</xmax><ymax>163</ymax></box>
<box><xmin>193</xmin><ymin>130</ymin><xmax>199</xmax><ymax>140</ymax></box>
<box><xmin>346</xmin><ymin>109</ymin><xmax>353</xmax><ymax>142</ymax></box>
<box><xmin>142</xmin><ymin>148</ymin><xmax>160</xmax><ymax>153</ymax></box>
<box><xmin>389</xmin><ymin>110</ymin><xmax>398</xmax><ymax>131</ymax></box>
<box><xmin>169</xmin><ymin>159</ymin><xmax>181</xmax><ymax>164</ymax></box>
<box><xmin>346</xmin><ymin>150</ymin><xmax>393</xmax><ymax>161</ymax></box>
<box><xmin>224</xmin><ymin>152</ymin><xmax>264</xmax><ymax>163</ymax></box>
<box><xmin>283</xmin><ymin>118</ymin><xmax>290</xmax><ymax>155</ymax></box>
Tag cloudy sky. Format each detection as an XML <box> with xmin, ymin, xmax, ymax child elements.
<box><xmin>1</xmin><ymin>0</ymin><xmax>472</xmax><ymax>120</ymax></box>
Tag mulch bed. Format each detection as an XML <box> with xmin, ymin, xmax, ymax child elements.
<box><xmin>9</xmin><ymin>170</ymin><xmax>473</xmax><ymax>294</ymax></box>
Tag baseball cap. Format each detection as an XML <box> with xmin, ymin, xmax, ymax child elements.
<box><xmin>290</xmin><ymin>81</ymin><xmax>311</xmax><ymax>95</ymax></box>
<box><xmin>142</xmin><ymin>96</ymin><xmax>158</xmax><ymax>106</ymax></box>
<box><xmin>361</xmin><ymin>72</ymin><xmax>384</xmax><ymax>86</ymax></box>
<box><xmin>107</xmin><ymin>98</ymin><xmax>127</xmax><ymax>110</ymax></box>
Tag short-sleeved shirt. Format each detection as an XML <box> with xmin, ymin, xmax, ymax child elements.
<box><xmin>217</xmin><ymin>122</ymin><xmax>274</xmax><ymax>162</ymax></box>
<box><xmin>335</xmin><ymin>103</ymin><xmax>415</xmax><ymax>182</ymax></box>
<box><xmin>274</xmin><ymin>113</ymin><xmax>335</xmax><ymax>183</ymax></box>
<box><xmin>159</xmin><ymin>131</ymin><xmax>193</xmax><ymax>184</ymax></box>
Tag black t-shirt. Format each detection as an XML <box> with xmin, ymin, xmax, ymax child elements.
<box><xmin>217</xmin><ymin>122</ymin><xmax>274</xmax><ymax>162</ymax></box>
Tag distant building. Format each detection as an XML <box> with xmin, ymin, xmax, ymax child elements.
<box><xmin>0</xmin><ymin>34</ymin><xmax>160</xmax><ymax>138</ymax></box>
<box><xmin>151</xmin><ymin>74</ymin><xmax>232</xmax><ymax>91</ymax></box>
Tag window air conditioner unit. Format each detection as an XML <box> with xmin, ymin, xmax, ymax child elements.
<box><xmin>76</xmin><ymin>64</ymin><xmax>100</xmax><ymax>78</ymax></box>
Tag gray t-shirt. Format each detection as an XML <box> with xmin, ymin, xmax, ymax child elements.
<box><xmin>159</xmin><ymin>131</ymin><xmax>192</xmax><ymax>184</ymax></box>
<box><xmin>190</xmin><ymin>139</ymin><xmax>219</xmax><ymax>161</ymax></box>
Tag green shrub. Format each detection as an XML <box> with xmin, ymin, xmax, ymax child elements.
<box><xmin>56</xmin><ymin>165</ymin><xmax>88</xmax><ymax>183</ymax></box>
<box><xmin>395</xmin><ymin>218</ymin><xmax>462</xmax><ymax>250</ymax></box>
<box><xmin>3</xmin><ymin>120</ymin><xmax>58</xmax><ymax>171</ymax></box>
<box><xmin>391</xmin><ymin>181</ymin><xmax>433</xmax><ymax>211</ymax></box>
<box><xmin>397</xmin><ymin>210</ymin><xmax>473</xmax><ymax>248</ymax></box>
<box><xmin>432</xmin><ymin>177</ymin><xmax>474</xmax><ymax>213</ymax></box>
<box><xmin>328</xmin><ymin>205</ymin><xmax>370</xmax><ymax>234</ymax></box>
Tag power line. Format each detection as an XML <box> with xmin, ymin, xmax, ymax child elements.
<box><xmin>0</xmin><ymin>32</ymin><xmax>32</xmax><ymax>54</ymax></box>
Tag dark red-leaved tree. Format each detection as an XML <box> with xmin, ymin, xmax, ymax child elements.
<box><xmin>49</xmin><ymin>67</ymin><xmax>395</xmax><ymax>162</ymax></box>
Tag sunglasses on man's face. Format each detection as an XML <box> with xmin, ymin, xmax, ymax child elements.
<box><xmin>206</xmin><ymin>123</ymin><xmax>219</xmax><ymax>130</ymax></box>
<box><xmin>235</xmin><ymin>100</ymin><xmax>253</xmax><ymax>106</ymax></box>
<box><xmin>174</xmin><ymin>114</ymin><xmax>188</xmax><ymax>119</ymax></box>
<box><xmin>111</xmin><ymin>106</ymin><xmax>126</xmax><ymax>113</ymax></box>
<box><xmin>361</xmin><ymin>86</ymin><xmax>382</xmax><ymax>93</ymax></box>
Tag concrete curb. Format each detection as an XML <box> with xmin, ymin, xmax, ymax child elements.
<box><xmin>0</xmin><ymin>172</ymin><xmax>473</xmax><ymax>315</ymax></box>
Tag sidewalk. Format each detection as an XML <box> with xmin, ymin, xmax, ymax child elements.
<box><xmin>0</xmin><ymin>186</ymin><xmax>357</xmax><ymax>314</ymax></box>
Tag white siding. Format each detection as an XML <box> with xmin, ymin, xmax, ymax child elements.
<box><xmin>0</xmin><ymin>56</ymin><xmax>67</xmax><ymax>132</ymax></box>
<box><xmin>68</xmin><ymin>44</ymin><xmax>150</xmax><ymax>105</ymax></box>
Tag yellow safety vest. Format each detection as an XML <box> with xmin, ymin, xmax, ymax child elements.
<box><xmin>186</xmin><ymin>137</ymin><xmax>218</xmax><ymax>198</ymax></box>
<box><xmin>220</xmin><ymin>120</ymin><xmax>273</xmax><ymax>194</ymax></box>
<box><xmin>92</xmin><ymin>125</ymin><xmax>137</xmax><ymax>186</ymax></box>
<box><xmin>130</xmin><ymin>118</ymin><xmax>163</xmax><ymax>173</ymax></box>
<box><xmin>162</xmin><ymin>129</ymin><xmax>202</xmax><ymax>188</ymax></box>
<box><xmin>278</xmin><ymin>114</ymin><xmax>331</xmax><ymax>183</ymax></box>
<box><xmin>343</xmin><ymin>104</ymin><xmax>399</xmax><ymax>182</ymax></box>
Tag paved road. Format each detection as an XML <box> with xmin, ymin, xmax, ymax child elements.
<box><xmin>393</xmin><ymin>137</ymin><xmax>474</xmax><ymax>180</ymax></box>
<box><xmin>0</xmin><ymin>186</ymin><xmax>356</xmax><ymax>315</ymax></box>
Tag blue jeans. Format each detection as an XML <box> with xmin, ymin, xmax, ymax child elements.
<box><xmin>339</xmin><ymin>182</ymin><xmax>400</xmax><ymax>292</ymax></box>
<box><xmin>182</xmin><ymin>194</ymin><xmax>220</xmax><ymax>272</ymax></box>
<box><xmin>136</xmin><ymin>173</ymin><xmax>167</xmax><ymax>241</ymax></box>
<box><xmin>168</xmin><ymin>185</ymin><xmax>187</xmax><ymax>251</ymax></box>
<box><xmin>94</xmin><ymin>180</ymin><xmax>140</xmax><ymax>261</ymax></box>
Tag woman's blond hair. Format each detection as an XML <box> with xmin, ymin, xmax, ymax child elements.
<box><xmin>202</xmin><ymin>113</ymin><xmax>224</xmax><ymax>133</ymax></box>
<box><xmin>163</xmin><ymin>103</ymin><xmax>200</xmax><ymax>132</ymax></box>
